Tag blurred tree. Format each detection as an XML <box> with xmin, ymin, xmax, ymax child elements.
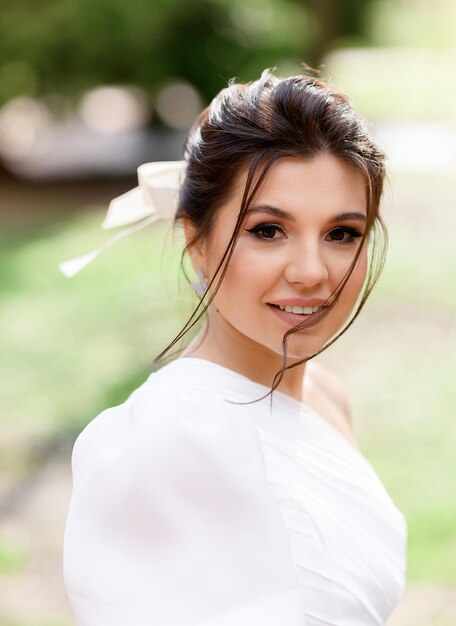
<box><xmin>0</xmin><ymin>0</ymin><xmax>377</xmax><ymax>111</ymax></box>
<box><xmin>306</xmin><ymin>0</ymin><xmax>375</xmax><ymax>65</ymax></box>
<box><xmin>0</xmin><ymin>0</ymin><xmax>303</xmax><ymax>109</ymax></box>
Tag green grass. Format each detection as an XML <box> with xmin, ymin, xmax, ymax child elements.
<box><xmin>0</xmin><ymin>540</ymin><xmax>29</xmax><ymax>575</ymax></box>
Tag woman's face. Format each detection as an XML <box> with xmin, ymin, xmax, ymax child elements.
<box><xmin>194</xmin><ymin>154</ymin><xmax>369</xmax><ymax>362</ymax></box>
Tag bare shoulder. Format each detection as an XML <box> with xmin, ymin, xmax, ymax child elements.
<box><xmin>303</xmin><ymin>360</ymin><xmax>360</xmax><ymax>450</ymax></box>
<box><xmin>306</xmin><ymin>360</ymin><xmax>353</xmax><ymax>426</ymax></box>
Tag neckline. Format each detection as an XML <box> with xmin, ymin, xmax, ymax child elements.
<box><xmin>162</xmin><ymin>357</ymin><xmax>362</xmax><ymax>456</ymax></box>
<box><xmin>174</xmin><ymin>356</ymin><xmax>305</xmax><ymax>407</ymax></box>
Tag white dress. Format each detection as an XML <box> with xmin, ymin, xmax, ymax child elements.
<box><xmin>63</xmin><ymin>358</ymin><xmax>407</xmax><ymax>626</ymax></box>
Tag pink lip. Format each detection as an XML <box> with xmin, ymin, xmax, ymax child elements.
<box><xmin>267</xmin><ymin>301</ymin><xmax>331</xmax><ymax>328</ymax></box>
<box><xmin>267</xmin><ymin>297</ymin><xmax>329</xmax><ymax>307</ymax></box>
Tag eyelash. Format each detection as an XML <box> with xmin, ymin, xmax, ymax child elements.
<box><xmin>245</xmin><ymin>223</ymin><xmax>364</xmax><ymax>243</ymax></box>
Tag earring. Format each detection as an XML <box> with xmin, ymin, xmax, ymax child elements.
<box><xmin>191</xmin><ymin>266</ymin><xmax>208</xmax><ymax>297</ymax></box>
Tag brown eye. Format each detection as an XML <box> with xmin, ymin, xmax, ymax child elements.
<box><xmin>330</xmin><ymin>229</ymin><xmax>346</xmax><ymax>241</ymax></box>
<box><xmin>259</xmin><ymin>225</ymin><xmax>279</xmax><ymax>239</ymax></box>
<box><xmin>246</xmin><ymin>223</ymin><xmax>286</xmax><ymax>240</ymax></box>
<box><xmin>327</xmin><ymin>227</ymin><xmax>362</xmax><ymax>243</ymax></box>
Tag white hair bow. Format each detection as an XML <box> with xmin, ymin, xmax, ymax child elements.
<box><xmin>58</xmin><ymin>160</ymin><xmax>186</xmax><ymax>277</ymax></box>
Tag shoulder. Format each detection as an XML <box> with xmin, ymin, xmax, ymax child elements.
<box><xmin>71</xmin><ymin>367</ymin><xmax>260</xmax><ymax>481</ymax></box>
<box><xmin>69</xmin><ymin>377</ymin><xmax>185</xmax><ymax>479</ymax></box>
<box><xmin>306</xmin><ymin>360</ymin><xmax>353</xmax><ymax>426</ymax></box>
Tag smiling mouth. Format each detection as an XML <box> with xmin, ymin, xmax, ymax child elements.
<box><xmin>267</xmin><ymin>302</ymin><xmax>330</xmax><ymax>327</ymax></box>
<box><xmin>272</xmin><ymin>304</ymin><xmax>321</xmax><ymax>315</ymax></box>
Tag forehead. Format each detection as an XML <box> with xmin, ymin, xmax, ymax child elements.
<box><xmin>239</xmin><ymin>154</ymin><xmax>366</xmax><ymax>214</ymax></box>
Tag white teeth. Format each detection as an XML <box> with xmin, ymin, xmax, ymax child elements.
<box><xmin>277</xmin><ymin>305</ymin><xmax>320</xmax><ymax>314</ymax></box>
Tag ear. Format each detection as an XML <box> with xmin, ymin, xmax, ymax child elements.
<box><xmin>182</xmin><ymin>217</ymin><xmax>207</xmax><ymax>274</ymax></box>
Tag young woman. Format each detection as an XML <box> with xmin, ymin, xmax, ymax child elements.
<box><xmin>62</xmin><ymin>69</ymin><xmax>407</xmax><ymax>626</ymax></box>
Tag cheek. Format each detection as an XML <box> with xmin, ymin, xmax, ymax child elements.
<box><xmin>207</xmin><ymin>240</ymin><xmax>280</xmax><ymax>322</ymax></box>
<box><xmin>354</xmin><ymin>247</ymin><xmax>368</xmax><ymax>284</ymax></box>
<box><xmin>216</xmin><ymin>248</ymin><xmax>268</xmax><ymax>304</ymax></box>
<box><xmin>343</xmin><ymin>246</ymin><xmax>368</xmax><ymax>299</ymax></box>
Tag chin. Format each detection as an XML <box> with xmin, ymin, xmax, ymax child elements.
<box><xmin>284</xmin><ymin>347</ymin><xmax>323</xmax><ymax>361</ymax></box>
<box><xmin>265</xmin><ymin>338</ymin><xmax>326</xmax><ymax>362</ymax></box>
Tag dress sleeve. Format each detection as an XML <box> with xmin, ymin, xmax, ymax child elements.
<box><xmin>63</xmin><ymin>385</ymin><xmax>305</xmax><ymax>626</ymax></box>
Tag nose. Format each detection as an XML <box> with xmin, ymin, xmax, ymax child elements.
<box><xmin>283</xmin><ymin>241</ymin><xmax>329</xmax><ymax>288</ymax></box>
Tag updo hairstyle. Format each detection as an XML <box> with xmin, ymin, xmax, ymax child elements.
<box><xmin>156</xmin><ymin>68</ymin><xmax>388</xmax><ymax>391</ymax></box>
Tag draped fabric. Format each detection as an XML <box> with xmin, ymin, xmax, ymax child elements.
<box><xmin>63</xmin><ymin>358</ymin><xmax>407</xmax><ymax>626</ymax></box>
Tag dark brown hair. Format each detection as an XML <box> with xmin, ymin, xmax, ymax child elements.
<box><xmin>155</xmin><ymin>67</ymin><xmax>388</xmax><ymax>393</ymax></box>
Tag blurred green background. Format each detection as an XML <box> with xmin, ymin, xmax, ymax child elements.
<box><xmin>0</xmin><ymin>0</ymin><xmax>455</xmax><ymax>624</ymax></box>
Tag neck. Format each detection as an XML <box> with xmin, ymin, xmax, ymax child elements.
<box><xmin>181</xmin><ymin>320</ymin><xmax>308</xmax><ymax>403</ymax></box>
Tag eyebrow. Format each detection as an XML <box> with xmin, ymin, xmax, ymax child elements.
<box><xmin>246</xmin><ymin>204</ymin><xmax>367</xmax><ymax>223</ymax></box>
